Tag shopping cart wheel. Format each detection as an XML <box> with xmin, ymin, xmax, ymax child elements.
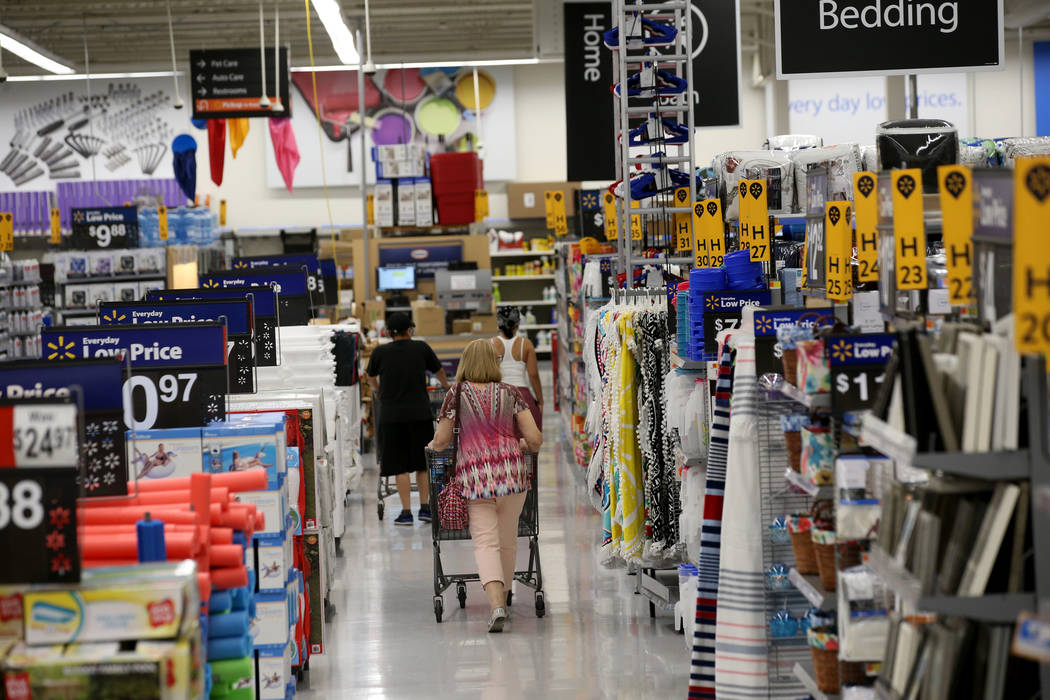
<box><xmin>456</xmin><ymin>583</ymin><xmax>467</xmax><ymax>609</ymax></box>
<box><xmin>377</xmin><ymin>502</ymin><xmax>385</xmax><ymax>520</ymax></box>
<box><xmin>534</xmin><ymin>591</ymin><xmax>545</xmax><ymax>618</ymax></box>
<box><xmin>433</xmin><ymin>596</ymin><xmax>444</xmax><ymax>623</ymax></box>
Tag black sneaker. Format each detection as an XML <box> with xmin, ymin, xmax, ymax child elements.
<box><xmin>418</xmin><ymin>505</ymin><xmax>432</xmax><ymax>523</ymax></box>
<box><xmin>394</xmin><ymin>510</ymin><xmax>414</xmax><ymax>526</ymax></box>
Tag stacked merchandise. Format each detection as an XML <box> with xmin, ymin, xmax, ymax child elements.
<box><xmin>429</xmin><ymin>152</ymin><xmax>482</xmax><ymax>227</ymax></box>
<box><xmin>371</xmin><ymin>144</ymin><xmax>432</xmax><ymax>228</ymax></box>
<box><xmin>0</xmin><ymin>256</ymin><xmax>45</xmax><ymax>360</ymax></box>
<box><xmin>45</xmin><ymin>247</ymin><xmax>167</xmax><ymax>324</ymax></box>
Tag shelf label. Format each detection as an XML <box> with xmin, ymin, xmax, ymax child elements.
<box><xmin>891</xmin><ymin>169</ymin><xmax>927</xmax><ymax>290</ymax></box>
<box><xmin>219</xmin><ymin>199</ymin><xmax>227</xmax><ymax>227</ymax></box>
<box><xmin>743</xmin><ymin>179</ymin><xmax>770</xmax><ymax>262</ymax></box>
<box><xmin>737</xmin><ymin>180</ymin><xmax>752</xmax><ymax>253</ymax></box>
<box><xmin>602</xmin><ymin>192</ymin><xmax>618</xmax><ymax>241</ymax></box>
<box><xmin>0</xmin><ymin>403</ymin><xmax>78</xmax><ymax>469</ymax></box>
<box><xmin>630</xmin><ymin>200</ymin><xmax>642</xmax><ymax>240</ymax></box>
<box><xmin>158</xmin><ymin>205</ymin><xmax>169</xmax><ymax>241</ymax></box>
<box><xmin>939</xmin><ymin>165</ymin><xmax>974</xmax><ymax>306</ymax></box>
<box><xmin>49</xmin><ymin>208</ymin><xmax>61</xmax><ymax>245</ymax></box>
<box><xmin>474</xmin><ymin>190</ymin><xmax>489</xmax><ymax>222</ymax></box>
<box><xmin>0</xmin><ymin>212</ymin><xmax>12</xmax><ymax>252</ymax></box>
<box><xmin>1012</xmin><ymin>612</ymin><xmax>1050</xmax><ymax>664</ymax></box>
<box><xmin>674</xmin><ymin>188</ymin><xmax>692</xmax><ymax>252</ymax></box>
<box><xmin>825</xmin><ymin>201</ymin><xmax>853</xmax><ymax>302</ymax></box>
<box><xmin>366</xmin><ymin>194</ymin><xmax>375</xmax><ymax>226</ymax></box>
<box><xmin>693</xmin><ymin>199</ymin><xmax>726</xmax><ymax>269</ymax></box>
<box><xmin>853</xmin><ymin>172</ymin><xmax>879</xmax><ymax>282</ymax></box>
<box><xmin>1013</xmin><ymin>157</ymin><xmax>1050</xmax><ymax>354</ymax></box>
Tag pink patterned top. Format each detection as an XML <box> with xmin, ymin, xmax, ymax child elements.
<box><xmin>440</xmin><ymin>382</ymin><xmax>531</xmax><ymax>500</ymax></box>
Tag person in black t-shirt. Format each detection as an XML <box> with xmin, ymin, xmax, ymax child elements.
<box><xmin>364</xmin><ymin>312</ymin><xmax>450</xmax><ymax>526</ymax></box>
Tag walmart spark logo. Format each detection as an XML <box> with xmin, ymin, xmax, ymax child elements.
<box><xmin>102</xmin><ymin>311</ymin><xmax>126</xmax><ymax>322</ymax></box>
<box><xmin>203</xmin><ymin>280</ymin><xmax>219</xmax><ymax>288</ymax></box>
<box><xmin>581</xmin><ymin>192</ymin><xmax>598</xmax><ymax>210</ymax></box>
<box><xmin>233</xmin><ymin>261</ymin><xmax>248</xmax><ymax>269</ymax></box>
<box><xmin>72</xmin><ymin>210</ymin><xmax>85</xmax><ymax>224</ymax></box>
<box><xmin>831</xmin><ymin>339</ymin><xmax>853</xmax><ymax>363</ymax></box>
<box><xmin>47</xmin><ymin>335</ymin><xmax>76</xmax><ymax>360</ymax></box>
<box><xmin>755</xmin><ymin>316</ymin><xmax>774</xmax><ymax>334</ymax></box>
<box><xmin>705</xmin><ymin>296</ymin><xmax>719</xmax><ymax>310</ymax></box>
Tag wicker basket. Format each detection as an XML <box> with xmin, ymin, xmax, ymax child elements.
<box><xmin>839</xmin><ymin>660</ymin><xmax>868</xmax><ymax>687</ymax></box>
<box><xmin>785</xmin><ymin>431</ymin><xmax>802</xmax><ymax>472</ymax></box>
<box><xmin>781</xmin><ymin>348</ymin><xmax>799</xmax><ymax>386</ymax></box>
<box><xmin>791</xmin><ymin>529</ymin><xmax>818</xmax><ymax>575</ymax></box>
<box><xmin>814</xmin><ymin>540</ymin><xmax>838</xmax><ymax>590</ymax></box>
<box><xmin>810</xmin><ymin>647</ymin><xmax>841</xmax><ymax>694</ymax></box>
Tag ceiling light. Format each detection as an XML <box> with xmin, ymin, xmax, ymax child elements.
<box><xmin>5</xmin><ymin>70</ymin><xmax>182</xmax><ymax>82</ymax></box>
<box><xmin>0</xmin><ymin>24</ymin><xmax>74</xmax><ymax>74</ymax></box>
<box><xmin>310</xmin><ymin>0</ymin><xmax>359</xmax><ymax>65</ymax></box>
<box><xmin>291</xmin><ymin>57</ymin><xmax>549</xmax><ymax>72</ymax></box>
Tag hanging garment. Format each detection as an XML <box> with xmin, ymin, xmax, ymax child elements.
<box><xmin>269</xmin><ymin>117</ymin><xmax>300</xmax><ymax>193</ymax></box>
<box><xmin>616</xmin><ymin>312</ymin><xmax>645</xmax><ymax>564</ymax></box>
<box><xmin>171</xmin><ymin>134</ymin><xmax>198</xmax><ymax>202</ymax></box>
<box><xmin>228</xmin><ymin>118</ymin><xmax>250</xmax><ymax>158</ymax></box>
<box><xmin>208</xmin><ymin>119</ymin><xmax>227</xmax><ymax>186</ymax></box>
<box><xmin>688</xmin><ymin>343</ymin><xmax>734</xmax><ymax>700</ymax></box>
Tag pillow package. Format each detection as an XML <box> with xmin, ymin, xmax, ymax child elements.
<box><xmin>712</xmin><ymin>150</ymin><xmax>795</xmax><ymax>219</ymax></box>
<box><xmin>789</xmin><ymin>144</ymin><xmax>862</xmax><ymax>214</ymax></box>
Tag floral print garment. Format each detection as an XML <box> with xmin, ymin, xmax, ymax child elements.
<box><xmin>440</xmin><ymin>382</ymin><xmax>530</xmax><ymax>500</ymax></box>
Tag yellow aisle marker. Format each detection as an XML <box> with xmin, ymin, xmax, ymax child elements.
<box><xmin>544</xmin><ymin>191</ymin><xmax>556</xmax><ymax>230</ymax></box>
<box><xmin>693</xmin><ymin>199</ymin><xmax>726</xmax><ymax>268</ymax></box>
<box><xmin>474</xmin><ymin>189</ymin><xmax>489</xmax><ymax>222</ymax></box>
<box><xmin>891</xmin><ymin>168</ymin><xmax>927</xmax><ymax>290</ymax></box>
<box><xmin>602</xmin><ymin>192</ymin><xmax>618</xmax><ymax>241</ymax></box>
<box><xmin>49</xmin><ymin>208</ymin><xmax>61</xmax><ymax>245</ymax></box>
<box><xmin>0</xmin><ymin>212</ymin><xmax>12</xmax><ymax>252</ymax></box>
<box><xmin>158</xmin><ymin>206</ymin><xmax>169</xmax><ymax>241</ymax></box>
<box><xmin>825</xmin><ymin>201</ymin><xmax>853</xmax><ymax>302</ymax></box>
<box><xmin>1013</xmin><ymin>157</ymin><xmax>1050</xmax><ymax>354</ymax></box>
<box><xmin>674</xmin><ymin>188</ymin><xmax>692</xmax><ymax>252</ymax></box>
<box><xmin>938</xmin><ymin>165</ymin><xmax>974</xmax><ymax>306</ymax></box>
<box><xmin>550</xmin><ymin>191</ymin><xmax>569</xmax><ymax>236</ymax></box>
<box><xmin>630</xmin><ymin>200</ymin><xmax>642</xmax><ymax>241</ymax></box>
<box><xmin>219</xmin><ymin>199</ymin><xmax>227</xmax><ymax>227</ymax></box>
<box><xmin>744</xmin><ymin>178</ymin><xmax>770</xmax><ymax>262</ymax></box>
<box><xmin>800</xmin><ymin>235</ymin><xmax>808</xmax><ymax>287</ymax></box>
<box><xmin>737</xmin><ymin>180</ymin><xmax>752</xmax><ymax>254</ymax></box>
<box><xmin>366</xmin><ymin>194</ymin><xmax>375</xmax><ymax>226</ymax></box>
<box><xmin>853</xmin><ymin>172</ymin><xmax>879</xmax><ymax>282</ymax></box>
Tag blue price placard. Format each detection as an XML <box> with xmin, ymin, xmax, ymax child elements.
<box><xmin>41</xmin><ymin>323</ymin><xmax>228</xmax><ymax>368</ymax></box>
<box><xmin>827</xmin><ymin>334</ymin><xmax>896</xmax><ymax>367</ymax></box>
<box><xmin>70</xmin><ymin>206</ymin><xmax>139</xmax><ymax>249</ymax></box>
<box><xmin>233</xmin><ymin>254</ymin><xmax>327</xmax><ymax>307</ymax></box>
<box><xmin>200</xmin><ymin>266</ymin><xmax>309</xmax><ymax>297</ymax></box>
<box><xmin>754</xmin><ymin>306</ymin><xmax>837</xmax><ymax>377</ymax></box>
<box><xmin>99</xmin><ymin>299</ymin><xmax>253</xmax><ymax>336</ymax></box>
<box><xmin>700</xmin><ymin>291</ymin><xmax>773</xmax><ymax>358</ymax></box>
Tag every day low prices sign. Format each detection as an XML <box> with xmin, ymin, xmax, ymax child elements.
<box><xmin>827</xmin><ymin>333</ymin><xmax>896</xmax><ymax>415</ymax></box>
<box><xmin>702</xmin><ymin>290</ymin><xmax>772</xmax><ymax>357</ymax></box>
<box><xmin>754</xmin><ymin>307</ymin><xmax>836</xmax><ymax>377</ymax></box>
<box><xmin>200</xmin><ymin>267</ymin><xmax>311</xmax><ymax>326</ymax></box>
<box><xmin>775</xmin><ymin>0</ymin><xmax>1003</xmax><ymax>78</ymax></box>
<box><xmin>41</xmin><ymin>323</ymin><xmax>229</xmax><ymax>430</ymax></box>
<box><xmin>69</xmin><ymin>207</ymin><xmax>139</xmax><ymax>249</ymax></box>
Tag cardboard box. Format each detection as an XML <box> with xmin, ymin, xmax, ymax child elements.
<box><xmin>507</xmin><ymin>181</ymin><xmax>581</xmax><ymax>219</ymax></box>
<box><xmin>414</xmin><ymin>178</ymin><xmax>434</xmax><ymax>227</ymax></box>
<box><xmin>257</xmin><ymin>642</ymin><xmax>293</xmax><ymax>699</ymax></box>
<box><xmin>451</xmin><ymin>318</ymin><xmax>473</xmax><ymax>334</ymax></box>
<box><xmin>471</xmin><ymin>314</ymin><xmax>498</xmax><ymax>335</ymax></box>
<box><xmin>126</xmin><ymin>427</ymin><xmax>203</xmax><ymax>482</ymax></box>
<box><xmin>397</xmin><ymin>178</ymin><xmax>417</xmax><ymax>227</ymax></box>
<box><xmin>412</xmin><ymin>305</ymin><xmax>446</xmax><ymax>337</ymax></box>
<box><xmin>357</xmin><ymin>299</ymin><xmax>386</xmax><ymax>328</ymax></box>
<box><xmin>251</xmin><ymin>590</ymin><xmax>290</xmax><ymax>650</ymax></box>
<box><xmin>374</xmin><ymin>180</ymin><xmax>394</xmax><ymax>227</ymax></box>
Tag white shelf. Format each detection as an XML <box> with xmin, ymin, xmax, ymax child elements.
<box><xmin>867</xmin><ymin>544</ymin><xmax>922</xmax><ymax>607</ymax></box>
<box><xmin>492</xmin><ymin>275</ymin><xmax>556</xmax><ymax>281</ymax></box>
<box><xmin>521</xmin><ymin>323</ymin><xmax>557</xmax><ymax>330</ymax></box>
<box><xmin>859</xmin><ymin>414</ymin><xmax>917</xmax><ymax>465</ymax></box>
<box><xmin>785</xmin><ymin>468</ymin><xmax>821</xmax><ymax>497</ymax></box>
<box><xmin>789</xmin><ymin>568</ymin><xmax>835</xmax><ymax>610</ymax></box>
<box><xmin>490</xmin><ymin>250</ymin><xmax>554</xmax><ymax>258</ymax></box>
<box><xmin>495</xmin><ymin>300</ymin><xmax>555</xmax><ymax>306</ymax></box>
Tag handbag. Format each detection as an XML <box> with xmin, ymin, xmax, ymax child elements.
<box><xmin>438</xmin><ymin>384</ymin><xmax>470</xmax><ymax>530</ymax></box>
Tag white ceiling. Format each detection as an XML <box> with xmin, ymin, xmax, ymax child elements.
<box><xmin>0</xmin><ymin>0</ymin><xmax>1046</xmax><ymax>76</ymax></box>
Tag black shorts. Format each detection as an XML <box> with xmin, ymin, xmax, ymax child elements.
<box><xmin>378</xmin><ymin>419</ymin><xmax>435</xmax><ymax>476</ymax></box>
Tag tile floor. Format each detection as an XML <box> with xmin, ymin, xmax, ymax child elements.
<box><xmin>299</xmin><ymin>400</ymin><xmax>689</xmax><ymax>699</ymax></box>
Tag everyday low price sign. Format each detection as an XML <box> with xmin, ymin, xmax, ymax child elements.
<box><xmin>69</xmin><ymin>207</ymin><xmax>139</xmax><ymax>249</ymax></box>
<box><xmin>701</xmin><ymin>290</ymin><xmax>772</xmax><ymax>356</ymax></box>
<box><xmin>827</xmin><ymin>333</ymin><xmax>895</xmax><ymax>415</ymax></box>
<box><xmin>233</xmin><ymin>254</ymin><xmax>327</xmax><ymax>308</ymax></box>
<box><xmin>201</xmin><ymin>267</ymin><xmax>311</xmax><ymax>326</ymax></box>
<box><xmin>754</xmin><ymin>307</ymin><xmax>835</xmax><ymax>377</ymax></box>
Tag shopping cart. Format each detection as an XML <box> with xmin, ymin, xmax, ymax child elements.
<box><xmin>375</xmin><ymin>386</ymin><xmax>448</xmax><ymax>520</ymax></box>
<box><xmin>425</xmin><ymin>447</ymin><xmax>545</xmax><ymax>623</ymax></box>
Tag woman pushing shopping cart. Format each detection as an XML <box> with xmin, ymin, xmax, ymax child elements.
<box><xmin>427</xmin><ymin>339</ymin><xmax>544</xmax><ymax>632</ymax></box>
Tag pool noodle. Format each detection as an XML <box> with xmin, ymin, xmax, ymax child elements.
<box><xmin>208</xmin><ymin>590</ymin><xmax>233</xmax><ymax>613</ymax></box>
<box><xmin>210</xmin><ymin>566</ymin><xmax>249</xmax><ymax>590</ymax></box>
<box><xmin>229</xmin><ymin>585</ymin><xmax>249</xmax><ymax>611</ymax></box>
<box><xmin>208</xmin><ymin>656</ymin><xmax>253</xmax><ymax>686</ymax></box>
<box><xmin>79</xmin><ymin>532</ymin><xmax>198</xmax><ymax>560</ymax></box>
<box><xmin>130</xmin><ymin>469</ymin><xmax>269</xmax><ymax>494</ymax></box>
<box><xmin>206</xmin><ymin>633</ymin><xmax>252</xmax><ymax>661</ymax></box>
<box><xmin>79</xmin><ymin>488</ymin><xmax>231</xmax><ymax>509</ymax></box>
<box><xmin>210</xmin><ymin>544</ymin><xmax>243</xmax><ymax>568</ymax></box>
<box><xmin>198</xmin><ymin>573</ymin><xmax>211</xmax><ymax>605</ymax></box>
<box><xmin>207</xmin><ymin>610</ymin><xmax>250</xmax><ymax>638</ymax></box>
<box><xmin>78</xmin><ymin>507</ymin><xmax>201</xmax><ymax>526</ymax></box>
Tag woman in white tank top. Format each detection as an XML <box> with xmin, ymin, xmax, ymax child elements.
<box><xmin>491</xmin><ymin>307</ymin><xmax>543</xmax><ymax>429</ymax></box>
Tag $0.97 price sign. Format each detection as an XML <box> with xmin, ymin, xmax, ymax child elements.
<box><xmin>123</xmin><ymin>366</ymin><xmax>228</xmax><ymax>430</ymax></box>
<box><xmin>0</xmin><ymin>401</ymin><xmax>80</xmax><ymax>584</ymax></box>
<box><xmin>827</xmin><ymin>334</ymin><xmax>895</xmax><ymax>415</ymax></box>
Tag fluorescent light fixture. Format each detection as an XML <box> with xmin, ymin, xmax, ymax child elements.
<box><xmin>310</xmin><ymin>0</ymin><xmax>359</xmax><ymax>65</ymax></box>
<box><xmin>291</xmin><ymin>57</ymin><xmax>550</xmax><ymax>72</ymax></box>
<box><xmin>0</xmin><ymin>24</ymin><xmax>74</xmax><ymax>74</ymax></box>
<box><xmin>5</xmin><ymin>70</ymin><xmax>182</xmax><ymax>82</ymax></box>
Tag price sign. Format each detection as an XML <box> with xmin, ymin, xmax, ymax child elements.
<box><xmin>674</xmin><ymin>188</ymin><xmax>692</xmax><ymax>252</ymax></box>
<box><xmin>602</xmin><ymin>192</ymin><xmax>618</xmax><ymax>241</ymax></box>
<box><xmin>200</xmin><ymin>267</ymin><xmax>309</xmax><ymax>326</ymax></box>
<box><xmin>827</xmin><ymin>333</ymin><xmax>895</xmax><ymax>415</ymax></box>
<box><xmin>630</xmin><ymin>200</ymin><xmax>642</xmax><ymax>240</ymax></box>
<box><xmin>49</xmin><ymin>208</ymin><xmax>61</xmax><ymax>245</ymax></box>
<box><xmin>703</xmin><ymin>312</ymin><xmax>743</xmax><ymax>355</ymax></box>
<box><xmin>69</xmin><ymin>207</ymin><xmax>139</xmax><ymax>249</ymax></box>
<box><xmin>825</xmin><ymin>201</ymin><xmax>853</xmax><ymax>302</ymax></box>
<box><xmin>232</xmin><ymin>254</ymin><xmax>326</xmax><ymax>309</ymax></box>
<box><xmin>754</xmin><ymin>307</ymin><xmax>834</xmax><ymax>378</ymax></box>
<box><xmin>0</xmin><ymin>403</ymin><xmax>78</xmax><ymax>468</ymax></box>
<box><xmin>475</xmin><ymin>190</ymin><xmax>490</xmax><ymax>221</ymax></box>
<box><xmin>1013</xmin><ymin>157</ymin><xmax>1050</xmax><ymax>354</ymax></box>
<box><xmin>318</xmin><ymin>259</ymin><xmax>340</xmax><ymax>306</ymax></box>
<box><xmin>42</xmin><ymin>323</ymin><xmax>228</xmax><ymax>367</ymax></box>
<box><xmin>693</xmin><ymin>199</ymin><xmax>726</xmax><ymax>269</ymax></box>
<box><xmin>122</xmin><ymin>365</ymin><xmax>228</xmax><ymax>430</ymax></box>
<box><xmin>700</xmin><ymin>290</ymin><xmax>773</xmax><ymax>357</ymax></box>
<box><xmin>853</xmin><ymin>172</ymin><xmax>879</xmax><ymax>283</ymax></box>
<box><xmin>737</xmin><ymin>180</ymin><xmax>752</xmax><ymax>252</ymax></box>
<box><xmin>939</xmin><ymin>164</ymin><xmax>974</xmax><ymax>306</ymax></box>
<box><xmin>743</xmin><ymin>179</ymin><xmax>771</xmax><ymax>262</ymax></box>
<box><xmin>891</xmin><ymin>169</ymin><xmax>927</xmax><ymax>290</ymax></box>
<box><xmin>0</xmin><ymin>212</ymin><xmax>12</xmax><ymax>252</ymax></box>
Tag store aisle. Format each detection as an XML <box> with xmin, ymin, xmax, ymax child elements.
<box><xmin>300</xmin><ymin>399</ymin><xmax>688</xmax><ymax>699</ymax></box>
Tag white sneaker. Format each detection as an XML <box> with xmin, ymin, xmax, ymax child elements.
<box><xmin>488</xmin><ymin>607</ymin><xmax>507</xmax><ymax>633</ymax></box>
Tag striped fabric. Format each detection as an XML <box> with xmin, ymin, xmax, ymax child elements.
<box><xmin>688</xmin><ymin>344</ymin><xmax>734</xmax><ymax>700</ymax></box>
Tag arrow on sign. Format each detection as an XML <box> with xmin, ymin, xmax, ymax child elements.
<box><xmin>198</xmin><ymin>87</ymin><xmax>207</xmax><ymax>96</ymax></box>
<box><xmin>197</xmin><ymin>59</ymin><xmax>205</xmax><ymax>68</ymax></box>
<box><xmin>196</xmin><ymin>74</ymin><xmax>205</xmax><ymax>83</ymax></box>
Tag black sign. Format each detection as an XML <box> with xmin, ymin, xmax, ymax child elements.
<box><xmin>564</xmin><ymin>3</ymin><xmax>616</xmax><ymax>181</ymax></box>
<box><xmin>69</xmin><ymin>207</ymin><xmax>139</xmax><ymax>249</ymax></box>
<box><xmin>190</xmin><ymin>48</ymin><xmax>291</xmax><ymax>119</ymax></box>
<box><xmin>692</xmin><ymin>0</ymin><xmax>742</xmax><ymax>127</ymax></box>
<box><xmin>703</xmin><ymin>311</ymin><xmax>743</xmax><ymax>355</ymax></box>
<box><xmin>828</xmin><ymin>333</ymin><xmax>895</xmax><ymax>415</ymax></box>
<box><xmin>232</xmin><ymin>254</ymin><xmax>327</xmax><ymax>309</ymax></box>
<box><xmin>200</xmin><ymin>267</ymin><xmax>311</xmax><ymax>326</ymax></box>
<box><xmin>0</xmin><ymin>359</ymin><xmax>128</xmax><ymax>498</ymax></box>
<box><xmin>775</xmin><ymin>0</ymin><xmax>1003</xmax><ymax>78</ymax></box>
<box><xmin>319</xmin><ymin>259</ymin><xmax>340</xmax><ymax>306</ymax></box>
<box><xmin>123</xmin><ymin>365</ymin><xmax>228</xmax><ymax>430</ymax></box>
<box><xmin>0</xmin><ymin>468</ymin><xmax>80</xmax><ymax>584</ymax></box>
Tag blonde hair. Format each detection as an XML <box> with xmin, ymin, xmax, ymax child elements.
<box><xmin>456</xmin><ymin>339</ymin><xmax>502</xmax><ymax>383</ymax></box>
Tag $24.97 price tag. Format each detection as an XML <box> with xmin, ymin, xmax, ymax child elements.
<box><xmin>0</xmin><ymin>404</ymin><xmax>78</xmax><ymax>468</ymax></box>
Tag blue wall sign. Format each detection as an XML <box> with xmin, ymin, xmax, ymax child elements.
<box><xmin>148</xmin><ymin>286</ymin><xmax>273</xmax><ymax>317</ymax></box>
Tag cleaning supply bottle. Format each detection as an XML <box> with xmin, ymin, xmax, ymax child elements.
<box><xmin>492</xmin><ymin>283</ymin><xmax>501</xmax><ymax>304</ymax></box>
